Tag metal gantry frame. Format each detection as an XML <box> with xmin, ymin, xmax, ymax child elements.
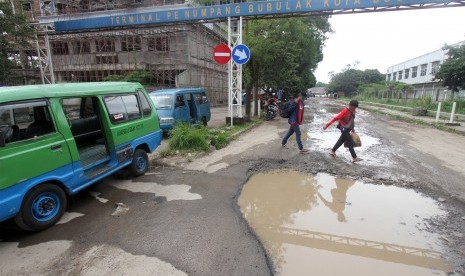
<box><xmin>35</xmin><ymin>0</ymin><xmax>56</xmax><ymax>84</ymax></box>
<box><xmin>228</xmin><ymin>16</ymin><xmax>243</xmax><ymax>125</ymax></box>
<box><xmin>35</xmin><ymin>31</ymin><xmax>56</xmax><ymax>84</ymax></box>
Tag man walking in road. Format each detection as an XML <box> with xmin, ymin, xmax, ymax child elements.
<box><xmin>323</xmin><ymin>100</ymin><xmax>362</xmax><ymax>163</ymax></box>
<box><xmin>282</xmin><ymin>92</ymin><xmax>309</xmax><ymax>153</ymax></box>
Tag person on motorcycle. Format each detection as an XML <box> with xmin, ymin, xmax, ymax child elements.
<box><xmin>281</xmin><ymin>92</ymin><xmax>308</xmax><ymax>153</ymax></box>
<box><xmin>264</xmin><ymin>95</ymin><xmax>278</xmax><ymax>120</ymax></box>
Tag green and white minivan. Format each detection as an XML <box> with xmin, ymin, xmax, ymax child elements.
<box><xmin>0</xmin><ymin>82</ymin><xmax>162</xmax><ymax>231</ymax></box>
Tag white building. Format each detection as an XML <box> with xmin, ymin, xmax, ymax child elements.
<box><xmin>386</xmin><ymin>40</ymin><xmax>465</xmax><ymax>101</ymax></box>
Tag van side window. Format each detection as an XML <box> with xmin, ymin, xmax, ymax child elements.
<box><xmin>194</xmin><ymin>93</ymin><xmax>203</xmax><ymax>104</ymax></box>
<box><xmin>176</xmin><ymin>95</ymin><xmax>185</xmax><ymax>107</ymax></box>
<box><xmin>137</xmin><ymin>91</ymin><xmax>152</xmax><ymax>117</ymax></box>
<box><xmin>0</xmin><ymin>101</ymin><xmax>55</xmax><ymax>144</ymax></box>
<box><xmin>62</xmin><ymin>98</ymin><xmax>95</xmax><ymax>121</ymax></box>
<box><xmin>104</xmin><ymin>94</ymin><xmax>141</xmax><ymax>124</ymax></box>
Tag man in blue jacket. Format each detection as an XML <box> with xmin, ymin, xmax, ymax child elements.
<box><xmin>281</xmin><ymin>92</ymin><xmax>309</xmax><ymax>153</ymax></box>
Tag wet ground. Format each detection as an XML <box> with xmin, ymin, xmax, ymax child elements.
<box><xmin>239</xmin><ymin>170</ymin><xmax>450</xmax><ymax>275</ymax></box>
<box><xmin>1</xmin><ymin>98</ymin><xmax>464</xmax><ymax>275</ymax></box>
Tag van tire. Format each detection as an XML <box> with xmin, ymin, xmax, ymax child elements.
<box><xmin>130</xmin><ymin>148</ymin><xmax>149</xmax><ymax>177</ymax></box>
<box><xmin>202</xmin><ymin>117</ymin><xmax>207</xmax><ymax>127</ymax></box>
<box><xmin>14</xmin><ymin>184</ymin><xmax>67</xmax><ymax>231</ymax></box>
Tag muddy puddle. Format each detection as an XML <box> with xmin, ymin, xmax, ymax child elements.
<box><xmin>238</xmin><ymin>170</ymin><xmax>451</xmax><ymax>275</ymax></box>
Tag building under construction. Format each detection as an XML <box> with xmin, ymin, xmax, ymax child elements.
<box><xmin>9</xmin><ymin>0</ymin><xmax>229</xmax><ymax>104</ymax></box>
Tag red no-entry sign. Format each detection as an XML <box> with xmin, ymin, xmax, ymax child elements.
<box><xmin>213</xmin><ymin>44</ymin><xmax>231</xmax><ymax>65</ymax></box>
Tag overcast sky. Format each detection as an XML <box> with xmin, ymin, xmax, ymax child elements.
<box><xmin>314</xmin><ymin>7</ymin><xmax>465</xmax><ymax>83</ymax></box>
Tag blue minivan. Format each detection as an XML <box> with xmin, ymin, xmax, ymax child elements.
<box><xmin>149</xmin><ymin>88</ymin><xmax>211</xmax><ymax>132</ymax></box>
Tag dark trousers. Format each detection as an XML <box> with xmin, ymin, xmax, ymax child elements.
<box><xmin>282</xmin><ymin>124</ymin><xmax>303</xmax><ymax>150</ymax></box>
<box><xmin>332</xmin><ymin>130</ymin><xmax>357</xmax><ymax>158</ymax></box>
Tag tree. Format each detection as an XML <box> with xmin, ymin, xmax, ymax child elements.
<box><xmin>0</xmin><ymin>1</ymin><xmax>33</xmax><ymax>83</ymax></box>
<box><xmin>244</xmin><ymin>17</ymin><xmax>331</xmax><ymax>96</ymax></box>
<box><xmin>315</xmin><ymin>81</ymin><xmax>328</xmax><ymax>87</ymax></box>
<box><xmin>435</xmin><ymin>44</ymin><xmax>465</xmax><ymax>93</ymax></box>
<box><xmin>327</xmin><ymin>68</ymin><xmax>384</xmax><ymax>97</ymax></box>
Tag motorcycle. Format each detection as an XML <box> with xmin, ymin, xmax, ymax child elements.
<box><xmin>264</xmin><ymin>103</ymin><xmax>279</xmax><ymax>121</ymax></box>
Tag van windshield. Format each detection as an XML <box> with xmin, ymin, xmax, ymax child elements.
<box><xmin>150</xmin><ymin>94</ymin><xmax>173</xmax><ymax>109</ymax></box>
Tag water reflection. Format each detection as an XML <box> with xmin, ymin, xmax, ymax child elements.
<box><xmin>317</xmin><ymin>177</ymin><xmax>355</xmax><ymax>222</ymax></box>
<box><xmin>239</xmin><ymin>170</ymin><xmax>450</xmax><ymax>275</ymax></box>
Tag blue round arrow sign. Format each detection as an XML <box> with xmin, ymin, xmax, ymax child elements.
<box><xmin>232</xmin><ymin>44</ymin><xmax>251</xmax><ymax>65</ymax></box>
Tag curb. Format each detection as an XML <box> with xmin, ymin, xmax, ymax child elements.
<box><xmin>230</xmin><ymin>120</ymin><xmax>263</xmax><ymax>139</ymax></box>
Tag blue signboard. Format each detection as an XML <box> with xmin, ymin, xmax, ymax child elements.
<box><xmin>232</xmin><ymin>44</ymin><xmax>251</xmax><ymax>65</ymax></box>
<box><xmin>54</xmin><ymin>0</ymin><xmax>456</xmax><ymax>32</ymax></box>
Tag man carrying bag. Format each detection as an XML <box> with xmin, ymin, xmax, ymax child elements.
<box><xmin>323</xmin><ymin>100</ymin><xmax>362</xmax><ymax>163</ymax></box>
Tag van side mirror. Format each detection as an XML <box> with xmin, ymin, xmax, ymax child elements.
<box><xmin>0</xmin><ymin>132</ymin><xmax>5</xmax><ymax>147</ymax></box>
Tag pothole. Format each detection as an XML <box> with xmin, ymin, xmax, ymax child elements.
<box><xmin>238</xmin><ymin>170</ymin><xmax>451</xmax><ymax>275</ymax></box>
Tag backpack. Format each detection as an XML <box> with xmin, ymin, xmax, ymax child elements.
<box><xmin>279</xmin><ymin>102</ymin><xmax>292</xmax><ymax>118</ymax></box>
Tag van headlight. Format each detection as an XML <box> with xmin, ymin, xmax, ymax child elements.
<box><xmin>159</xmin><ymin>117</ymin><xmax>175</xmax><ymax>124</ymax></box>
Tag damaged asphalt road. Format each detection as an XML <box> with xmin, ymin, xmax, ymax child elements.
<box><xmin>1</xmin><ymin>98</ymin><xmax>465</xmax><ymax>275</ymax></box>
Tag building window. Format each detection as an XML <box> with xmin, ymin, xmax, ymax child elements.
<box><xmin>21</xmin><ymin>2</ymin><xmax>32</xmax><ymax>12</ymax></box>
<box><xmin>411</xmin><ymin>66</ymin><xmax>418</xmax><ymax>78</ymax></box>
<box><xmin>96</xmin><ymin>55</ymin><xmax>118</xmax><ymax>64</ymax></box>
<box><xmin>51</xmin><ymin>41</ymin><xmax>69</xmax><ymax>55</ymax></box>
<box><xmin>121</xmin><ymin>36</ymin><xmax>142</xmax><ymax>52</ymax></box>
<box><xmin>386</xmin><ymin>74</ymin><xmax>391</xmax><ymax>81</ymax></box>
<box><xmin>420</xmin><ymin>64</ymin><xmax>427</xmax><ymax>76</ymax></box>
<box><xmin>404</xmin><ymin>69</ymin><xmax>410</xmax><ymax>79</ymax></box>
<box><xmin>398</xmin><ymin>71</ymin><xmax>402</xmax><ymax>80</ymax></box>
<box><xmin>148</xmin><ymin>36</ymin><xmax>169</xmax><ymax>52</ymax></box>
<box><xmin>73</xmin><ymin>41</ymin><xmax>91</xmax><ymax>54</ymax></box>
<box><xmin>96</xmin><ymin>39</ymin><xmax>115</xmax><ymax>53</ymax></box>
<box><xmin>392</xmin><ymin>72</ymin><xmax>397</xmax><ymax>81</ymax></box>
<box><xmin>431</xmin><ymin>61</ymin><xmax>440</xmax><ymax>75</ymax></box>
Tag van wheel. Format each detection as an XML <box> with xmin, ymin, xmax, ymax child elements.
<box><xmin>130</xmin><ymin>148</ymin><xmax>149</xmax><ymax>177</ymax></box>
<box><xmin>202</xmin><ymin>117</ymin><xmax>207</xmax><ymax>127</ymax></box>
<box><xmin>14</xmin><ymin>184</ymin><xmax>67</xmax><ymax>231</ymax></box>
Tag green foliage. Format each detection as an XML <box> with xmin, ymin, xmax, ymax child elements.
<box><xmin>103</xmin><ymin>75</ymin><xmax>125</xmax><ymax>81</ymax></box>
<box><xmin>165</xmin><ymin>119</ymin><xmax>261</xmax><ymax>154</ymax></box>
<box><xmin>435</xmin><ymin>44</ymin><xmax>465</xmax><ymax>92</ymax></box>
<box><xmin>356</xmin><ymin>83</ymin><xmax>386</xmax><ymax>99</ymax></box>
<box><xmin>0</xmin><ymin>1</ymin><xmax>34</xmax><ymax>83</ymax></box>
<box><xmin>327</xmin><ymin>68</ymin><xmax>385</xmax><ymax>96</ymax></box>
<box><xmin>244</xmin><ymin>17</ymin><xmax>331</xmax><ymax>94</ymax></box>
<box><xmin>356</xmin><ymin>97</ymin><xmax>465</xmax><ymax>115</ymax></box>
<box><xmin>103</xmin><ymin>70</ymin><xmax>154</xmax><ymax>85</ymax></box>
<box><xmin>168</xmin><ymin>123</ymin><xmax>210</xmax><ymax>152</ymax></box>
<box><xmin>209</xmin><ymin>132</ymin><xmax>229</xmax><ymax>150</ymax></box>
<box><xmin>125</xmin><ymin>70</ymin><xmax>154</xmax><ymax>84</ymax></box>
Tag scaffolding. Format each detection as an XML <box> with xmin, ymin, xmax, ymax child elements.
<box><xmin>8</xmin><ymin>0</ymin><xmax>229</xmax><ymax>105</ymax></box>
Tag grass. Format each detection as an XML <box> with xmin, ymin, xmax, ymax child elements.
<box><xmin>160</xmin><ymin>119</ymin><xmax>261</xmax><ymax>157</ymax></box>
<box><xmin>351</xmin><ymin>96</ymin><xmax>465</xmax><ymax>115</ymax></box>
<box><xmin>361</xmin><ymin>105</ymin><xmax>465</xmax><ymax>136</ymax></box>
